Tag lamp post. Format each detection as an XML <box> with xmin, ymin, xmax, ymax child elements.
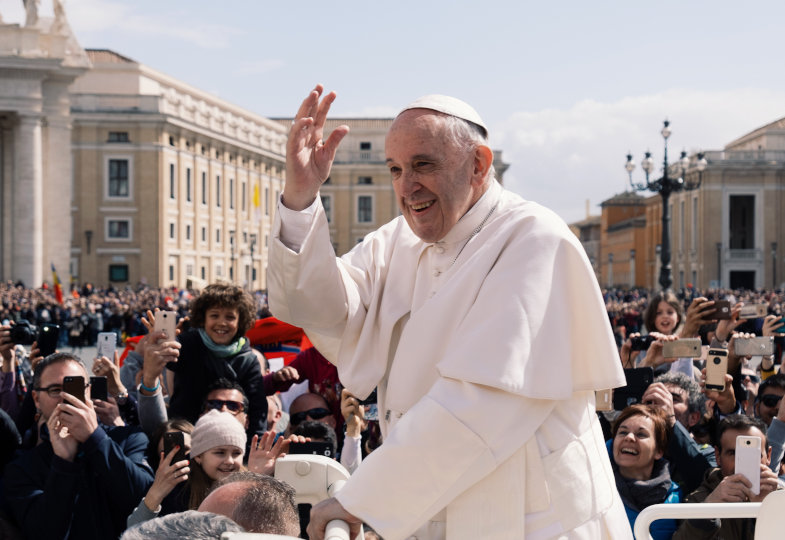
<box><xmin>625</xmin><ymin>120</ymin><xmax>707</xmax><ymax>291</ymax></box>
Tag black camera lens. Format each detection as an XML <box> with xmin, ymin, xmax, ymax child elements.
<box><xmin>9</xmin><ymin>321</ymin><xmax>37</xmax><ymax>345</ymax></box>
<box><xmin>713</xmin><ymin>356</ymin><xmax>722</xmax><ymax>365</ymax></box>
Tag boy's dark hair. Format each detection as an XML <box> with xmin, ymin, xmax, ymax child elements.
<box><xmin>716</xmin><ymin>414</ymin><xmax>768</xmax><ymax>450</ymax></box>
<box><xmin>204</xmin><ymin>378</ymin><xmax>249</xmax><ymax>410</ymax></box>
<box><xmin>758</xmin><ymin>373</ymin><xmax>785</xmax><ymax>397</ymax></box>
<box><xmin>292</xmin><ymin>420</ymin><xmax>337</xmax><ymax>456</ymax></box>
<box><xmin>32</xmin><ymin>352</ymin><xmax>85</xmax><ymax>389</ymax></box>
<box><xmin>188</xmin><ymin>283</ymin><xmax>256</xmax><ymax>340</ymax></box>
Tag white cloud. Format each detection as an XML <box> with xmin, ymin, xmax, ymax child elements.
<box><xmin>492</xmin><ymin>88</ymin><xmax>785</xmax><ymax>224</ymax></box>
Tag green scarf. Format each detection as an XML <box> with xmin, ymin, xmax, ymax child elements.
<box><xmin>198</xmin><ymin>328</ymin><xmax>246</xmax><ymax>358</ymax></box>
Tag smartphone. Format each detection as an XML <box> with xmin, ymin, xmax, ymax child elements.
<box><xmin>705</xmin><ymin>349</ymin><xmax>729</xmax><ymax>391</ymax></box>
<box><xmin>96</xmin><ymin>332</ymin><xmax>117</xmax><ymax>361</ymax></box>
<box><xmin>630</xmin><ymin>335</ymin><xmax>656</xmax><ymax>351</ymax></box>
<box><xmin>734</xmin><ymin>336</ymin><xmax>774</xmax><ymax>357</ymax></box>
<box><xmin>163</xmin><ymin>431</ymin><xmax>189</xmax><ymax>464</ymax></box>
<box><xmin>735</xmin><ymin>435</ymin><xmax>762</xmax><ymax>495</ymax></box>
<box><xmin>89</xmin><ymin>376</ymin><xmax>108</xmax><ymax>401</ymax></box>
<box><xmin>288</xmin><ymin>441</ymin><xmax>334</xmax><ymax>459</ymax></box>
<box><xmin>595</xmin><ymin>389</ymin><xmax>613</xmax><ymax>411</ymax></box>
<box><xmin>38</xmin><ymin>323</ymin><xmax>59</xmax><ymax>357</ymax></box>
<box><xmin>662</xmin><ymin>338</ymin><xmax>702</xmax><ymax>358</ymax></box>
<box><xmin>739</xmin><ymin>304</ymin><xmax>768</xmax><ymax>320</ymax></box>
<box><xmin>154</xmin><ymin>311</ymin><xmax>177</xmax><ymax>339</ymax></box>
<box><xmin>709</xmin><ymin>300</ymin><xmax>732</xmax><ymax>320</ymax></box>
<box><xmin>613</xmin><ymin>367</ymin><xmax>654</xmax><ymax>410</ymax></box>
<box><xmin>62</xmin><ymin>375</ymin><xmax>85</xmax><ymax>402</ymax></box>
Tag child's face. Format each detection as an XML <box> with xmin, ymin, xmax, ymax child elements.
<box><xmin>194</xmin><ymin>445</ymin><xmax>243</xmax><ymax>481</ymax></box>
<box><xmin>204</xmin><ymin>306</ymin><xmax>240</xmax><ymax>345</ymax></box>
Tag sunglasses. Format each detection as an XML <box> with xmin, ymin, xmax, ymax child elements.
<box><xmin>290</xmin><ymin>407</ymin><xmax>331</xmax><ymax>426</ymax></box>
<box><xmin>205</xmin><ymin>399</ymin><xmax>246</xmax><ymax>414</ymax></box>
<box><xmin>759</xmin><ymin>394</ymin><xmax>783</xmax><ymax>408</ymax></box>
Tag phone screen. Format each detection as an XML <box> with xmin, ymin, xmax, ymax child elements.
<box><xmin>288</xmin><ymin>441</ymin><xmax>334</xmax><ymax>459</ymax></box>
<box><xmin>62</xmin><ymin>375</ymin><xmax>85</xmax><ymax>403</ymax></box>
<box><xmin>90</xmin><ymin>376</ymin><xmax>108</xmax><ymax>401</ymax></box>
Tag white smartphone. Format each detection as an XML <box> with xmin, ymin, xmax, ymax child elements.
<box><xmin>154</xmin><ymin>310</ymin><xmax>177</xmax><ymax>339</ymax></box>
<box><xmin>705</xmin><ymin>348</ymin><xmax>728</xmax><ymax>392</ymax></box>
<box><xmin>96</xmin><ymin>332</ymin><xmax>117</xmax><ymax>360</ymax></box>
<box><xmin>735</xmin><ymin>435</ymin><xmax>762</xmax><ymax>495</ymax></box>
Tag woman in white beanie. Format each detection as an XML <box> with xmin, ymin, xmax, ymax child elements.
<box><xmin>126</xmin><ymin>410</ymin><xmax>247</xmax><ymax>528</ymax></box>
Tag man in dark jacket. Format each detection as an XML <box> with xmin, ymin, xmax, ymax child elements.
<box><xmin>3</xmin><ymin>353</ymin><xmax>153</xmax><ymax>539</ymax></box>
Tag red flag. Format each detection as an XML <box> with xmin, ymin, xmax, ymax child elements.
<box><xmin>51</xmin><ymin>263</ymin><xmax>64</xmax><ymax>305</ymax></box>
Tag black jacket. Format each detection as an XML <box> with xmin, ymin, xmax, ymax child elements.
<box><xmin>167</xmin><ymin>329</ymin><xmax>267</xmax><ymax>438</ymax></box>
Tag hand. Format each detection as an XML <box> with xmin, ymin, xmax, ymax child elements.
<box><xmin>705</xmin><ymin>474</ymin><xmax>754</xmax><ymax>503</ymax></box>
<box><xmin>272</xmin><ymin>366</ymin><xmax>299</xmax><ymax>383</ymax></box>
<box><xmin>141</xmin><ymin>332</ymin><xmax>180</xmax><ymax>394</ymax></box>
<box><xmin>753</xmin><ymin>464</ymin><xmax>780</xmax><ymax>502</ymax></box>
<box><xmin>93</xmin><ymin>396</ymin><xmax>124</xmax><ymax>427</ymax></box>
<box><xmin>56</xmin><ymin>392</ymin><xmax>99</xmax><ymax>443</ymax></box>
<box><xmin>0</xmin><ymin>325</ymin><xmax>15</xmax><ymax>369</ymax></box>
<box><xmin>341</xmin><ymin>389</ymin><xmax>365</xmax><ymax>437</ymax></box>
<box><xmin>29</xmin><ymin>341</ymin><xmax>44</xmax><ymax>372</ymax></box>
<box><xmin>727</xmin><ymin>332</ymin><xmax>753</xmax><ymax>373</ymax></box>
<box><xmin>619</xmin><ymin>332</ymin><xmax>641</xmax><ymax>369</ymax></box>
<box><xmin>47</xmin><ymin>409</ymin><xmax>78</xmax><ymax>462</ymax></box>
<box><xmin>92</xmin><ymin>352</ymin><xmax>124</xmax><ymax>397</ymax></box>
<box><xmin>641</xmin><ymin>383</ymin><xmax>676</xmax><ymax>427</ymax></box>
<box><xmin>716</xmin><ymin>303</ymin><xmax>745</xmax><ymax>342</ymax></box>
<box><xmin>700</xmin><ymin>368</ymin><xmax>736</xmax><ymax>414</ymax></box>
<box><xmin>283</xmin><ymin>85</ymin><xmax>350</xmax><ymax>211</ymax></box>
<box><xmin>247</xmin><ymin>431</ymin><xmax>287</xmax><ymax>476</ymax></box>
<box><xmin>762</xmin><ymin>314</ymin><xmax>785</xmax><ymax>337</ymax></box>
<box><xmin>680</xmin><ymin>297</ymin><xmax>716</xmax><ymax>338</ymax></box>
<box><xmin>145</xmin><ymin>447</ymin><xmax>190</xmax><ymax>510</ymax></box>
<box><xmin>640</xmin><ymin>333</ymin><xmax>678</xmax><ymax>368</ymax></box>
<box><xmin>307</xmin><ymin>497</ymin><xmax>363</xmax><ymax>540</ymax></box>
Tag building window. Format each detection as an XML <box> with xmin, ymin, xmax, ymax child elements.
<box><xmin>169</xmin><ymin>265</ymin><xmax>175</xmax><ymax>281</ymax></box>
<box><xmin>109</xmin><ymin>264</ymin><xmax>129</xmax><ymax>282</ymax></box>
<box><xmin>201</xmin><ymin>266</ymin><xmax>206</xmax><ymax>279</ymax></box>
<box><xmin>108</xmin><ymin>159</ymin><xmax>129</xmax><ymax>197</ymax></box>
<box><xmin>107</xmin><ymin>131</ymin><xmax>129</xmax><ymax>143</ymax></box>
<box><xmin>729</xmin><ymin>195</ymin><xmax>755</xmax><ymax>249</ymax></box>
<box><xmin>169</xmin><ymin>136</ymin><xmax>175</xmax><ymax>146</ymax></box>
<box><xmin>169</xmin><ymin>223</ymin><xmax>175</xmax><ymax>240</ymax></box>
<box><xmin>201</xmin><ymin>226</ymin><xmax>206</xmax><ymax>242</ymax></box>
<box><xmin>357</xmin><ymin>195</ymin><xmax>373</xmax><ymax>223</ymax></box>
<box><xmin>241</xmin><ymin>182</ymin><xmax>246</xmax><ymax>211</ymax></box>
<box><xmin>216</xmin><ymin>175</ymin><xmax>221</xmax><ymax>207</ymax></box>
<box><xmin>321</xmin><ymin>195</ymin><xmax>332</xmax><ymax>223</ymax></box>
<box><xmin>201</xmin><ymin>172</ymin><xmax>207</xmax><ymax>205</ymax></box>
<box><xmin>169</xmin><ymin>163</ymin><xmax>176</xmax><ymax>199</ymax></box>
<box><xmin>358</xmin><ymin>176</ymin><xmax>372</xmax><ymax>185</ymax></box>
<box><xmin>691</xmin><ymin>197</ymin><xmax>698</xmax><ymax>251</ymax></box>
<box><xmin>230</xmin><ymin>178</ymin><xmax>235</xmax><ymax>209</ymax></box>
<box><xmin>106</xmin><ymin>219</ymin><xmax>131</xmax><ymax>240</ymax></box>
<box><xmin>360</xmin><ymin>142</ymin><xmax>371</xmax><ymax>150</ymax></box>
<box><xmin>679</xmin><ymin>200</ymin><xmax>685</xmax><ymax>252</ymax></box>
<box><xmin>186</xmin><ymin>264</ymin><xmax>193</xmax><ymax>276</ymax></box>
<box><xmin>186</xmin><ymin>224</ymin><xmax>191</xmax><ymax>241</ymax></box>
<box><xmin>265</xmin><ymin>187</ymin><xmax>270</xmax><ymax>216</ymax></box>
<box><xmin>216</xmin><ymin>227</ymin><xmax>222</xmax><ymax>244</ymax></box>
<box><xmin>186</xmin><ymin>168</ymin><xmax>192</xmax><ymax>202</ymax></box>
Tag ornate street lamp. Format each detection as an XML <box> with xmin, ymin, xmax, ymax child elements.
<box><xmin>625</xmin><ymin>120</ymin><xmax>707</xmax><ymax>290</ymax></box>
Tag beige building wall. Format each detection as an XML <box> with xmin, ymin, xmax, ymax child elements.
<box><xmin>70</xmin><ymin>50</ymin><xmax>287</xmax><ymax>289</ymax></box>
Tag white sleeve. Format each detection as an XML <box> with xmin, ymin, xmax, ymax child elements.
<box><xmin>277</xmin><ymin>196</ymin><xmax>320</xmax><ymax>252</ymax></box>
<box><xmin>340</xmin><ymin>433</ymin><xmax>363</xmax><ymax>474</ymax></box>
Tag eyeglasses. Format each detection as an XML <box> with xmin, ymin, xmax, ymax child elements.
<box><xmin>759</xmin><ymin>394</ymin><xmax>783</xmax><ymax>408</ymax></box>
<box><xmin>290</xmin><ymin>407</ymin><xmax>331</xmax><ymax>426</ymax></box>
<box><xmin>34</xmin><ymin>382</ymin><xmax>89</xmax><ymax>398</ymax></box>
<box><xmin>205</xmin><ymin>399</ymin><xmax>246</xmax><ymax>414</ymax></box>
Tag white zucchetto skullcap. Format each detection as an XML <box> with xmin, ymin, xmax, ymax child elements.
<box><xmin>399</xmin><ymin>94</ymin><xmax>488</xmax><ymax>137</ymax></box>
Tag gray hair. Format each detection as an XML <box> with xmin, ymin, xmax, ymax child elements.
<box><xmin>120</xmin><ymin>511</ymin><xmax>244</xmax><ymax>540</ymax></box>
<box><xmin>211</xmin><ymin>471</ymin><xmax>300</xmax><ymax>536</ymax></box>
<box><xmin>655</xmin><ymin>372</ymin><xmax>705</xmax><ymax>414</ymax></box>
<box><xmin>439</xmin><ymin>114</ymin><xmax>496</xmax><ymax>183</ymax></box>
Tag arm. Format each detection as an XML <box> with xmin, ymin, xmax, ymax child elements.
<box><xmin>767</xmin><ymin>397</ymin><xmax>785</xmax><ymax>473</ymax></box>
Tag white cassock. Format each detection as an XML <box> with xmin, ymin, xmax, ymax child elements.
<box><xmin>268</xmin><ymin>179</ymin><xmax>632</xmax><ymax>540</ymax></box>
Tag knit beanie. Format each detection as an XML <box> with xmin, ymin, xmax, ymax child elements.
<box><xmin>190</xmin><ymin>409</ymin><xmax>247</xmax><ymax>458</ymax></box>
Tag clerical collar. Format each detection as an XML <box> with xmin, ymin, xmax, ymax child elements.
<box><xmin>435</xmin><ymin>179</ymin><xmax>502</xmax><ymax>247</ymax></box>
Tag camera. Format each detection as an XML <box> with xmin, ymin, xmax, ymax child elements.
<box><xmin>630</xmin><ymin>335</ymin><xmax>655</xmax><ymax>351</ymax></box>
<box><xmin>10</xmin><ymin>321</ymin><xmax>60</xmax><ymax>356</ymax></box>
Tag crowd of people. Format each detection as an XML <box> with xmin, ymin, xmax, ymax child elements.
<box><xmin>1</xmin><ymin>279</ymin><xmax>785</xmax><ymax>538</ymax></box>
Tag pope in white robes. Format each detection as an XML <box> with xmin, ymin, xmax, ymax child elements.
<box><xmin>268</xmin><ymin>86</ymin><xmax>632</xmax><ymax>540</ymax></box>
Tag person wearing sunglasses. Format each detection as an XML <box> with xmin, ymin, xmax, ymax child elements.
<box><xmin>287</xmin><ymin>392</ymin><xmax>336</xmax><ymax>432</ymax></box>
<box><xmin>4</xmin><ymin>352</ymin><xmax>153</xmax><ymax>539</ymax></box>
<box><xmin>202</xmin><ymin>378</ymin><xmax>249</xmax><ymax>430</ymax></box>
<box><xmin>753</xmin><ymin>374</ymin><xmax>785</xmax><ymax>476</ymax></box>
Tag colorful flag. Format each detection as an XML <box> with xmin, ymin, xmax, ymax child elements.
<box><xmin>51</xmin><ymin>263</ymin><xmax>64</xmax><ymax>305</ymax></box>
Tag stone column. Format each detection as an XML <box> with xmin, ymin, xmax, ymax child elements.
<box><xmin>12</xmin><ymin>114</ymin><xmax>43</xmax><ymax>286</ymax></box>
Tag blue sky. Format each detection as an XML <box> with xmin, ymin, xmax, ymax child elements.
<box><xmin>4</xmin><ymin>0</ymin><xmax>785</xmax><ymax>223</ymax></box>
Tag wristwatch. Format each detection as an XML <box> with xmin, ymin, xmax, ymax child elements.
<box><xmin>115</xmin><ymin>390</ymin><xmax>129</xmax><ymax>406</ymax></box>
